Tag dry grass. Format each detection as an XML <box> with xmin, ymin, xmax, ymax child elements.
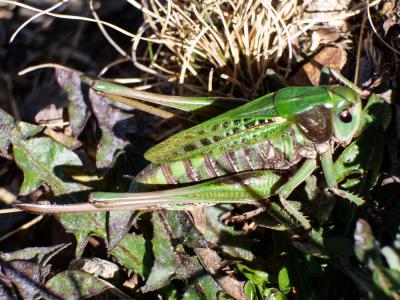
<box><xmin>128</xmin><ymin>0</ymin><xmax>368</xmax><ymax>98</ymax></box>
<box><xmin>4</xmin><ymin>0</ymin><xmax>395</xmax><ymax>99</ymax></box>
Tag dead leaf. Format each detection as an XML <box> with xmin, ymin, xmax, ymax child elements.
<box><xmin>35</xmin><ymin>104</ymin><xmax>64</xmax><ymax>128</ymax></box>
<box><xmin>55</xmin><ymin>68</ymin><xmax>90</xmax><ymax>137</ymax></box>
<box><xmin>289</xmin><ymin>47</ymin><xmax>347</xmax><ymax>86</ymax></box>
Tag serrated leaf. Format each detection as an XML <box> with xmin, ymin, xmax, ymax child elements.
<box><xmin>45</xmin><ymin>270</ymin><xmax>110</xmax><ymax>299</ymax></box>
<box><xmin>13</xmin><ymin>136</ymin><xmax>88</xmax><ymax>195</ymax></box>
<box><xmin>165</xmin><ymin>210</ymin><xmax>208</xmax><ymax>249</ymax></box>
<box><xmin>334</xmin><ymin>125</ymin><xmax>384</xmax><ymax>191</ymax></box>
<box><xmin>110</xmin><ymin>233</ymin><xmax>151</xmax><ymax>278</ymax></box>
<box><xmin>0</xmin><ymin>244</ymin><xmax>69</xmax><ymax>266</ymax></box>
<box><xmin>60</xmin><ymin>211</ymin><xmax>133</xmax><ymax>258</ymax></box>
<box><xmin>88</xmin><ymin>89</ymin><xmax>139</xmax><ymax>171</ymax></box>
<box><xmin>1</xmin><ymin>260</ymin><xmax>56</xmax><ymax>299</ymax></box>
<box><xmin>0</xmin><ymin>245</ymin><xmax>70</xmax><ymax>299</ymax></box>
<box><xmin>143</xmin><ymin>212</ymin><xmax>185</xmax><ymax>291</ymax></box>
<box><xmin>59</xmin><ymin>212</ymin><xmax>107</xmax><ymax>257</ymax></box>
<box><xmin>55</xmin><ymin>68</ymin><xmax>90</xmax><ymax>137</ymax></box>
<box><xmin>143</xmin><ymin>212</ymin><xmax>222</xmax><ymax>298</ymax></box>
<box><xmin>201</xmin><ymin>206</ymin><xmax>255</xmax><ymax>261</ymax></box>
<box><xmin>360</xmin><ymin>94</ymin><xmax>391</xmax><ymax>131</ymax></box>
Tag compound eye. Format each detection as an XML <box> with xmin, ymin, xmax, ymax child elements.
<box><xmin>339</xmin><ymin>110</ymin><xmax>352</xmax><ymax>123</ymax></box>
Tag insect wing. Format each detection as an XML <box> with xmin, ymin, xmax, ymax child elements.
<box><xmin>274</xmin><ymin>86</ymin><xmax>332</xmax><ymax>118</ymax></box>
<box><xmin>144</xmin><ymin>92</ymin><xmax>283</xmax><ymax>163</ymax></box>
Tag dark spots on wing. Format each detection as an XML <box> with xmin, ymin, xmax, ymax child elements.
<box><xmin>232</xmin><ymin>127</ymin><xmax>240</xmax><ymax>134</ymax></box>
<box><xmin>233</xmin><ymin>119</ymin><xmax>241</xmax><ymax>126</ymax></box>
<box><xmin>197</xmin><ymin>129</ymin><xmax>205</xmax><ymax>135</ymax></box>
<box><xmin>212</xmin><ymin>124</ymin><xmax>219</xmax><ymax>131</ymax></box>
<box><xmin>184</xmin><ymin>144</ymin><xmax>197</xmax><ymax>152</ymax></box>
<box><xmin>222</xmin><ymin>121</ymin><xmax>229</xmax><ymax>128</ymax></box>
<box><xmin>259</xmin><ymin>119</ymin><xmax>267</xmax><ymax>125</ymax></box>
<box><xmin>213</xmin><ymin>136</ymin><xmax>222</xmax><ymax>142</ymax></box>
<box><xmin>200</xmin><ymin>138</ymin><xmax>211</xmax><ymax>146</ymax></box>
<box><xmin>244</xmin><ymin>120</ymin><xmax>256</xmax><ymax>129</ymax></box>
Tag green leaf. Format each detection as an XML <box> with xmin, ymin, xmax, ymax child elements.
<box><xmin>159</xmin><ymin>284</ymin><xmax>180</xmax><ymax>300</ymax></box>
<box><xmin>0</xmin><ymin>244</ymin><xmax>69</xmax><ymax>266</ymax></box>
<box><xmin>110</xmin><ymin>233</ymin><xmax>151</xmax><ymax>278</ymax></box>
<box><xmin>13</xmin><ymin>136</ymin><xmax>88</xmax><ymax>195</ymax></box>
<box><xmin>278</xmin><ymin>265</ymin><xmax>291</xmax><ymax>294</ymax></box>
<box><xmin>236</xmin><ymin>262</ymin><xmax>275</xmax><ymax>298</ymax></box>
<box><xmin>236</xmin><ymin>262</ymin><xmax>274</xmax><ymax>286</ymax></box>
<box><xmin>59</xmin><ymin>212</ymin><xmax>107</xmax><ymax>257</ymax></box>
<box><xmin>372</xmin><ymin>268</ymin><xmax>400</xmax><ymax>298</ymax></box>
<box><xmin>264</xmin><ymin>288</ymin><xmax>288</xmax><ymax>300</ymax></box>
<box><xmin>334</xmin><ymin>125</ymin><xmax>384</xmax><ymax>191</ymax></box>
<box><xmin>143</xmin><ymin>212</ymin><xmax>222</xmax><ymax>299</ymax></box>
<box><xmin>244</xmin><ymin>281</ymin><xmax>259</xmax><ymax>300</ymax></box>
<box><xmin>15</xmin><ymin>121</ymin><xmax>43</xmax><ymax>139</ymax></box>
<box><xmin>202</xmin><ymin>205</ymin><xmax>255</xmax><ymax>261</ymax></box>
<box><xmin>46</xmin><ymin>270</ymin><xmax>110</xmax><ymax>299</ymax></box>
<box><xmin>143</xmin><ymin>212</ymin><xmax>189</xmax><ymax>292</ymax></box>
<box><xmin>360</xmin><ymin>94</ymin><xmax>391</xmax><ymax>131</ymax></box>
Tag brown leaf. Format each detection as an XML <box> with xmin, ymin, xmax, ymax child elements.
<box><xmin>55</xmin><ymin>69</ymin><xmax>90</xmax><ymax>137</ymax></box>
<box><xmin>34</xmin><ymin>104</ymin><xmax>64</xmax><ymax>127</ymax></box>
<box><xmin>289</xmin><ymin>47</ymin><xmax>347</xmax><ymax>86</ymax></box>
<box><xmin>1</xmin><ymin>261</ymin><xmax>60</xmax><ymax>300</ymax></box>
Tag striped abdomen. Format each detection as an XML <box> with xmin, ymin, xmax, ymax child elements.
<box><xmin>135</xmin><ymin>125</ymin><xmax>316</xmax><ymax>186</ymax></box>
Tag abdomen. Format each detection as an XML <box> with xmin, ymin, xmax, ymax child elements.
<box><xmin>134</xmin><ymin>126</ymin><xmax>316</xmax><ymax>186</ymax></box>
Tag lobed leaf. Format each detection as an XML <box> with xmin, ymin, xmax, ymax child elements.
<box><xmin>88</xmin><ymin>89</ymin><xmax>139</xmax><ymax>171</ymax></box>
<box><xmin>45</xmin><ymin>270</ymin><xmax>111</xmax><ymax>300</ymax></box>
<box><xmin>143</xmin><ymin>211</ymin><xmax>222</xmax><ymax>298</ymax></box>
<box><xmin>13</xmin><ymin>137</ymin><xmax>88</xmax><ymax>196</ymax></box>
<box><xmin>59</xmin><ymin>212</ymin><xmax>107</xmax><ymax>257</ymax></box>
